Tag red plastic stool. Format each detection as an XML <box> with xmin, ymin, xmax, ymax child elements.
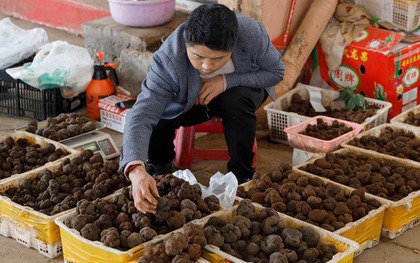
<box><xmin>173</xmin><ymin>118</ymin><xmax>257</xmax><ymax>169</ymax></box>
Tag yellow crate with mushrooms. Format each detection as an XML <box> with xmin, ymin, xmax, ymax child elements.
<box><xmin>0</xmin><ymin>131</ymin><xmax>78</xmax><ymax>184</ymax></box>
<box><xmin>295</xmin><ymin>148</ymin><xmax>420</xmax><ymax>239</ymax></box>
<box><xmin>55</xmin><ymin>173</ymin><xmax>224</xmax><ymax>263</ymax></box>
<box><xmin>236</xmin><ymin>164</ymin><xmax>387</xmax><ymax>257</ymax></box>
<box><xmin>0</xmin><ymin>150</ymin><xmax>129</xmax><ymax>258</ymax></box>
<box><xmin>195</xmin><ymin>200</ymin><xmax>359</xmax><ymax>263</ymax></box>
<box><xmin>341</xmin><ymin>123</ymin><xmax>420</xmax><ymax>168</ymax></box>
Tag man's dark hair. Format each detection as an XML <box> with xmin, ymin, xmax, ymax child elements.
<box><xmin>184</xmin><ymin>4</ymin><xmax>238</xmax><ymax>51</ymax></box>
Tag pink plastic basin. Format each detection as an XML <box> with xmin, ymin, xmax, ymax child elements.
<box><xmin>108</xmin><ymin>0</ymin><xmax>176</xmax><ymax>27</ymax></box>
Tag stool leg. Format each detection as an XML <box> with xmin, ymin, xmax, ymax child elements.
<box><xmin>173</xmin><ymin>126</ymin><xmax>195</xmax><ymax>169</ymax></box>
<box><xmin>252</xmin><ymin>137</ymin><xmax>257</xmax><ymax>168</ymax></box>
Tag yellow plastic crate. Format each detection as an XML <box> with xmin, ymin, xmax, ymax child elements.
<box><xmin>0</xmin><ymin>162</ymin><xmax>77</xmax><ymax>258</ymax></box>
<box><xmin>196</xmin><ymin>204</ymin><xmax>359</xmax><ymax>263</ymax></box>
<box><xmin>238</xmin><ymin>171</ymin><xmax>387</xmax><ymax>257</ymax></box>
<box><xmin>0</xmin><ymin>131</ymin><xmax>79</xmax><ymax>184</ymax></box>
<box><xmin>390</xmin><ymin>104</ymin><xmax>420</xmax><ymax>132</ymax></box>
<box><xmin>296</xmin><ymin>148</ymin><xmax>420</xmax><ymax>239</ymax></box>
<box><xmin>341</xmin><ymin>123</ymin><xmax>420</xmax><ymax>168</ymax></box>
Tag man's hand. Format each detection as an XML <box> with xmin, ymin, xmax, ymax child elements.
<box><xmin>128</xmin><ymin>165</ymin><xmax>159</xmax><ymax>214</ymax></box>
<box><xmin>198</xmin><ymin>75</ymin><xmax>224</xmax><ymax>105</ymax></box>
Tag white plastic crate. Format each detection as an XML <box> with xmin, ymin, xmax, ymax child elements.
<box><xmin>264</xmin><ymin>83</ymin><xmax>392</xmax><ymax>144</ymax></box>
<box><xmin>0</xmin><ymin>216</ymin><xmax>63</xmax><ymax>258</ymax></box>
<box><xmin>348</xmin><ymin>0</ymin><xmax>420</xmax><ymax>32</ymax></box>
<box><xmin>390</xmin><ymin>104</ymin><xmax>420</xmax><ymax>132</ymax></box>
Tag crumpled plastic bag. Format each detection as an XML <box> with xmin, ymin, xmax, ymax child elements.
<box><xmin>172</xmin><ymin>169</ymin><xmax>238</xmax><ymax>209</ymax></box>
<box><xmin>7</xmin><ymin>40</ymin><xmax>94</xmax><ymax>98</ymax></box>
<box><xmin>0</xmin><ymin>17</ymin><xmax>48</xmax><ymax>70</ymax></box>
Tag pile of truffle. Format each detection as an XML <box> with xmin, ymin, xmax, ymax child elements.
<box><xmin>64</xmin><ymin>174</ymin><xmax>220</xmax><ymax>251</ymax></box>
<box><xmin>287</xmin><ymin>93</ymin><xmax>378</xmax><ymax>124</ymax></box>
<box><xmin>25</xmin><ymin>113</ymin><xmax>97</xmax><ymax>141</ymax></box>
<box><xmin>301</xmin><ymin>152</ymin><xmax>420</xmax><ymax>201</ymax></box>
<box><xmin>3</xmin><ymin>150</ymin><xmax>130</xmax><ymax>215</ymax></box>
<box><xmin>203</xmin><ymin>199</ymin><xmax>338</xmax><ymax>263</ymax></box>
<box><xmin>300</xmin><ymin>118</ymin><xmax>354</xmax><ymax>140</ymax></box>
<box><xmin>403</xmin><ymin>110</ymin><xmax>420</xmax><ymax>126</ymax></box>
<box><xmin>237</xmin><ymin>164</ymin><xmax>382</xmax><ymax>232</ymax></box>
<box><xmin>347</xmin><ymin>126</ymin><xmax>420</xmax><ymax>162</ymax></box>
<box><xmin>140</xmin><ymin>223</ymin><xmax>207</xmax><ymax>262</ymax></box>
<box><xmin>0</xmin><ymin>136</ymin><xmax>69</xmax><ymax>180</ymax></box>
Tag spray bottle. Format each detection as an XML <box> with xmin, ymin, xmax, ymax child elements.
<box><xmin>86</xmin><ymin>52</ymin><xmax>119</xmax><ymax>120</ymax></box>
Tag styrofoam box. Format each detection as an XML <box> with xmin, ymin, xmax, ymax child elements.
<box><xmin>295</xmin><ymin>148</ymin><xmax>420</xmax><ymax>239</ymax></box>
<box><xmin>237</xmin><ymin>170</ymin><xmax>387</xmax><ymax>256</ymax></box>
<box><xmin>284</xmin><ymin>115</ymin><xmax>364</xmax><ymax>153</ymax></box>
<box><xmin>341</xmin><ymin>123</ymin><xmax>420</xmax><ymax>168</ymax></box>
<box><xmin>196</xmin><ymin>204</ymin><xmax>360</xmax><ymax>263</ymax></box>
<box><xmin>0</xmin><ymin>131</ymin><xmax>79</xmax><ymax>184</ymax></box>
<box><xmin>264</xmin><ymin>83</ymin><xmax>392</xmax><ymax>144</ymax></box>
<box><xmin>390</xmin><ymin>104</ymin><xmax>420</xmax><ymax>133</ymax></box>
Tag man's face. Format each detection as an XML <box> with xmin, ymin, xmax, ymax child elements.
<box><xmin>186</xmin><ymin>44</ymin><xmax>232</xmax><ymax>75</ymax></box>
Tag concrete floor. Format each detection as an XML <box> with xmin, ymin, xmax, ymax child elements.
<box><xmin>0</xmin><ymin>14</ymin><xmax>419</xmax><ymax>263</ymax></box>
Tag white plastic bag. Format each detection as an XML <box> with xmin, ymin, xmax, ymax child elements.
<box><xmin>8</xmin><ymin>40</ymin><xmax>94</xmax><ymax>98</ymax></box>
<box><xmin>172</xmin><ymin>169</ymin><xmax>238</xmax><ymax>209</ymax></box>
<box><xmin>0</xmin><ymin>17</ymin><xmax>48</xmax><ymax>69</ymax></box>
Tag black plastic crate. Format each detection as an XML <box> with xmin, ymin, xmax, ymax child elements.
<box><xmin>0</xmin><ymin>70</ymin><xmax>85</xmax><ymax>121</ymax></box>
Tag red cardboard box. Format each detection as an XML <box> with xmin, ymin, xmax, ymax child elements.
<box><xmin>317</xmin><ymin>26</ymin><xmax>419</xmax><ymax>119</ymax></box>
<box><xmin>98</xmin><ymin>94</ymin><xmax>136</xmax><ymax>133</ymax></box>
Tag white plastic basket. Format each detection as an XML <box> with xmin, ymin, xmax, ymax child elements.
<box><xmin>348</xmin><ymin>0</ymin><xmax>420</xmax><ymax>32</ymax></box>
<box><xmin>264</xmin><ymin>83</ymin><xmax>392</xmax><ymax>144</ymax></box>
<box><xmin>390</xmin><ymin>104</ymin><xmax>420</xmax><ymax>132</ymax></box>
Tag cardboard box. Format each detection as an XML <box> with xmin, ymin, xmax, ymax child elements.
<box><xmin>98</xmin><ymin>94</ymin><xmax>136</xmax><ymax>133</ymax></box>
<box><xmin>317</xmin><ymin>26</ymin><xmax>420</xmax><ymax>119</ymax></box>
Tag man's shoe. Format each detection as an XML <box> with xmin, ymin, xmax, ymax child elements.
<box><xmin>146</xmin><ymin>162</ymin><xmax>174</xmax><ymax>176</ymax></box>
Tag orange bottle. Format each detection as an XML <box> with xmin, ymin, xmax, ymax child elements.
<box><xmin>86</xmin><ymin>52</ymin><xmax>118</xmax><ymax>120</ymax></box>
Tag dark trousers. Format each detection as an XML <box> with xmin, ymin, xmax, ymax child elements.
<box><xmin>148</xmin><ymin>86</ymin><xmax>268</xmax><ymax>182</ymax></box>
